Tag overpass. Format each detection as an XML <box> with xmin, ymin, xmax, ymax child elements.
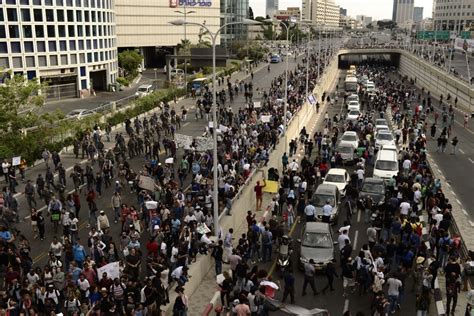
<box><xmin>337</xmin><ymin>47</ymin><xmax>474</xmax><ymax>114</ymax></box>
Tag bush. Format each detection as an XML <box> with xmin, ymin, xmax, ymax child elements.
<box><xmin>117</xmin><ymin>77</ymin><xmax>130</xmax><ymax>87</ymax></box>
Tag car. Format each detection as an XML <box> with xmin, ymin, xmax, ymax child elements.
<box><xmin>312</xmin><ymin>183</ymin><xmax>341</xmax><ymax>224</ymax></box>
<box><xmin>374</xmin><ymin>125</ymin><xmax>390</xmax><ymax>137</ymax></box>
<box><xmin>346</xmin><ymin>94</ymin><xmax>359</xmax><ymax>103</ymax></box>
<box><xmin>359</xmin><ymin>177</ymin><xmax>386</xmax><ymax>205</ymax></box>
<box><xmin>323</xmin><ymin>168</ymin><xmax>350</xmax><ymax>196</ymax></box>
<box><xmin>135</xmin><ymin>84</ymin><xmax>153</xmax><ymax>98</ymax></box>
<box><xmin>66</xmin><ymin>109</ymin><xmax>95</xmax><ymax>119</ymax></box>
<box><xmin>380</xmin><ymin>143</ymin><xmax>398</xmax><ymax>153</ymax></box>
<box><xmin>270</xmin><ymin>55</ymin><xmax>281</xmax><ymax>63</ymax></box>
<box><xmin>339</xmin><ymin>131</ymin><xmax>359</xmax><ymax>149</ymax></box>
<box><xmin>366</xmin><ymin>81</ymin><xmax>376</xmax><ymax>92</ymax></box>
<box><xmin>375</xmin><ymin>131</ymin><xmax>395</xmax><ymax>150</ymax></box>
<box><xmin>298</xmin><ymin>222</ymin><xmax>337</xmax><ymax>271</ymax></box>
<box><xmin>335</xmin><ymin>143</ymin><xmax>356</xmax><ymax>164</ymax></box>
<box><xmin>346</xmin><ymin>109</ymin><xmax>361</xmax><ymax>122</ymax></box>
<box><xmin>347</xmin><ymin>100</ymin><xmax>360</xmax><ymax>111</ymax></box>
<box><xmin>375</xmin><ymin>118</ymin><xmax>388</xmax><ymax>126</ymax></box>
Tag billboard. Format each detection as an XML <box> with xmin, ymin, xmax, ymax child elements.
<box><xmin>454</xmin><ymin>38</ymin><xmax>474</xmax><ymax>53</ymax></box>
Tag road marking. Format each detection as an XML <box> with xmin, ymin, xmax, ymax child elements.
<box><xmin>357</xmin><ymin>209</ymin><xmax>361</xmax><ymax>223</ymax></box>
<box><xmin>353</xmin><ymin>230</ymin><xmax>359</xmax><ymax>250</ymax></box>
<box><xmin>456</xmin><ymin>198</ymin><xmax>461</xmax><ymax>204</ymax></box>
<box><xmin>268</xmin><ymin>216</ymin><xmax>300</xmax><ymax>276</ymax></box>
<box><xmin>182</xmin><ymin>122</ymin><xmax>191</xmax><ymax>127</ymax></box>
<box><xmin>469</xmin><ymin>158</ymin><xmax>474</xmax><ymax>164</ymax></box>
<box><xmin>344</xmin><ymin>299</ymin><xmax>350</xmax><ymax>312</ymax></box>
<box><xmin>462</xmin><ymin>209</ymin><xmax>468</xmax><ymax>216</ymax></box>
<box><xmin>469</xmin><ymin>220</ymin><xmax>474</xmax><ymax>227</ymax></box>
<box><xmin>459</xmin><ymin>149</ymin><xmax>465</xmax><ymax>154</ymax></box>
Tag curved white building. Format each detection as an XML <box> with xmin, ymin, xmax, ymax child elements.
<box><xmin>0</xmin><ymin>0</ymin><xmax>118</xmax><ymax>99</ymax></box>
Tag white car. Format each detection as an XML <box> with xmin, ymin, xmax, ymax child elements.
<box><xmin>66</xmin><ymin>109</ymin><xmax>95</xmax><ymax>119</ymax></box>
<box><xmin>366</xmin><ymin>81</ymin><xmax>376</xmax><ymax>92</ymax></box>
<box><xmin>375</xmin><ymin>131</ymin><xmax>395</xmax><ymax>150</ymax></box>
<box><xmin>375</xmin><ymin>125</ymin><xmax>389</xmax><ymax>136</ymax></box>
<box><xmin>346</xmin><ymin>94</ymin><xmax>359</xmax><ymax>103</ymax></box>
<box><xmin>346</xmin><ymin>110</ymin><xmax>361</xmax><ymax>122</ymax></box>
<box><xmin>339</xmin><ymin>131</ymin><xmax>359</xmax><ymax>149</ymax></box>
<box><xmin>347</xmin><ymin>100</ymin><xmax>360</xmax><ymax>111</ymax></box>
<box><xmin>323</xmin><ymin>168</ymin><xmax>350</xmax><ymax>196</ymax></box>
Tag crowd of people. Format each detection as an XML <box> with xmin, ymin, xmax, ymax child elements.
<box><xmin>0</xmin><ymin>40</ymin><xmax>340</xmax><ymax>316</ymax></box>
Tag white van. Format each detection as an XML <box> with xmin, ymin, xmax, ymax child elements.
<box><xmin>135</xmin><ymin>84</ymin><xmax>153</xmax><ymax>98</ymax></box>
<box><xmin>366</xmin><ymin>81</ymin><xmax>375</xmax><ymax>92</ymax></box>
<box><xmin>373</xmin><ymin>149</ymin><xmax>399</xmax><ymax>180</ymax></box>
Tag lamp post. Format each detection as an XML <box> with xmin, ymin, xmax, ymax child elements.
<box><xmin>169</xmin><ymin>18</ymin><xmax>260</xmax><ymax>235</ymax></box>
<box><xmin>174</xmin><ymin>6</ymin><xmax>196</xmax><ymax>94</ymax></box>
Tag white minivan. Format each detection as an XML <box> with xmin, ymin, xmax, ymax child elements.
<box><xmin>373</xmin><ymin>149</ymin><xmax>399</xmax><ymax>180</ymax></box>
<box><xmin>135</xmin><ymin>84</ymin><xmax>153</xmax><ymax>98</ymax></box>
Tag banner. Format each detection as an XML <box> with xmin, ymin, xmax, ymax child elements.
<box><xmin>138</xmin><ymin>175</ymin><xmax>156</xmax><ymax>191</ymax></box>
<box><xmin>261</xmin><ymin>115</ymin><xmax>272</xmax><ymax>123</ymax></box>
<box><xmin>12</xmin><ymin>156</ymin><xmax>21</xmax><ymax>166</ymax></box>
<box><xmin>262</xmin><ymin>180</ymin><xmax>279</xmax><ymax>193</ymax></box>
<box><xmin>454</xmin><ymin>38</ymin><xmax>474</xmax><ymax>53</ymax></box>
<box><xmin>219</xmin><ymin>124</ymin><xmax>229</xmax><ymax>133</ymax></box>
<box><xmin>174</xmin><ymin>133</ymin><xmax>193</xmax><ymax>148</ymax></box>
<box><xmin>97</xmin><ymin>261</ymin><xmax>120</xmax><ymax>281</ymax></box>
<box><xmin>254</xmin><ymin>101</ymin><xmax>262</xmax><ymax>108</ymax></box>
<box><xmin>195</xmin><ymin>137</ymin><xmax>214</xmax><ymax>151</ymax></box>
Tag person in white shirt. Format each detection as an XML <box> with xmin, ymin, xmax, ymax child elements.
<box><xmin>304</xmin><ymin>202</ymin><xmax>316</xmax><ymax>222</ymax></box>
<box><xmin>386</xmin><ymin>276</ymin><xmax>403</xmax><ymax>313</ymax></box>
<box><xmin>322</xmin><ymin>201</ymin><xmax>333</xmax><ymax>223</ymax></box>
<box><xmin>399</xmin><ymin>200</ymin><xmax>411</xmax><ymax>217</ymax></box>
<box><xmin>288</xmin><ymin>160</ymin><xmax>299</xmax><ymax>172</ymax></box>
<box><xmin>402</xmin><ymin>159</ymin><xmax>411</xmax><ymax>174</ymax></box>
<box><xmin>338</xmin><ymin>230</ymin><xmax>350</xmax><ymax>251</ymax></box>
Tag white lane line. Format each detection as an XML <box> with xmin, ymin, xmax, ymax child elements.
<box><xmin>469</xmin><ymin>158</ymin><xmax>474</xmax><ymax>164</ymax></box>
<box><xmin>462</xmin><ymin>209</ymin><xmax>468</xmax><ymax>216</ymax></box>
<box><xmin>456</xmin><ymin>199</ymin><xmax>461</xmax><ymax>204</ymax></box>
<box><xmin>357</xmin><ymin>209</ymin><xmax>361</xmax><ymax>223</ymax></box>
<box><xmin>459</xmin><ymin>149</ymin><xmax>465</xmax><ymax>154</ymax></box>
<box><xmin>343</xmin><ymin>299</ymin><xmax>350</xmax><ymax>312</ymax></box>
<box><xmin>353</xmin><ymin>230</ymin><xmax>359</xmax><ymax>250</ymax></box>
<box><xmin>469</xmin><ymin>220</ymin><xmax>474</xmax><ymax>227</ymax></box>
<box><xmin>182</xmin><ymin>122</ymin><xmax>191</xmax><ymax>127</ymax></box>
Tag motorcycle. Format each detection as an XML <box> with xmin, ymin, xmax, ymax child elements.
<box><xmin>277</xmin><ymin>236</ymin><xmax>293</xmax><ymax>275</ymax></box>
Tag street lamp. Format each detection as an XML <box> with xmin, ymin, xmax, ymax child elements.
<box><xmin>174</xmin><ymin>7</ymin><xmax>197</xmax><ymax>94</ymax></box>
<box><xmin>169</xmin><ymin>18</ymin><xmax>261</xmax><ymax>235</ymax></box>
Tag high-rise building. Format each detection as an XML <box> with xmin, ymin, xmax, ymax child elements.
<box><xmin>413</xmin><ymin>7</ymin><xmax>423</xmax><ymax>23</ymax></box>
<box><xmin>220</xmin><ymin>0</ymin><xmax>249</xmax><ymax>47</ymax></box>
<box><xmin>302</xmin><ymin>0</ymin><xmax>340</xmax><ymax>28</ymax></box>
<box><xmin>356</xmin><ymin>15</ymin><xmax>373</xmax><ymax>27</ymax></box>
<box><xmin>340</xmin><ymin>7</ymin><xmax>347</xmax><ymax>17</ymax></box>
<box><xmin>393</xmin><ymin>0</ymin><xmax>414</xmax><ymax>28</ymax></box>
<box><xmin>433</xmin><ymin>0</ymin><xmax>474</xmax><ymax>31</ymax></box>
<box><xmin>0</xmin><ymin>0</ymin><xmax>118</xmax><ymax>99</ymax></box>
<box><xmin>266</xmin><ymin>0</ymin><xmax>279</xmax><ymax>19</ymax></box>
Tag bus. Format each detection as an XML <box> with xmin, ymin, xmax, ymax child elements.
<box><xmin>345</xmin><ymin>76</ymin><xmax>358</xmax><ymax>94</ymax></box>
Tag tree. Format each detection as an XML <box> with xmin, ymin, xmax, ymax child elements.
<box><xmin>248</xmin><ymin>7</ymin><xmax>254</xmax><ymax>20</ymax></box>
<box><xmin>118</xmin><ymin>50</ymin><xmax>143</xmax><ymax>80</ymax></box>
<box><xmin>377</xmin><ymin>20</ymin><xmax>397</xmax><ymax>30</ymax></box>
<box><xmin>177</xmin><ymin>39</ymin><xmax>191</xmax><ymax>55</ymax></box>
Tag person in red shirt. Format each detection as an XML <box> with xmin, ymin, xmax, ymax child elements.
<box><xmin>254</xmin><ymin>180</ymin><xmax>266</xmax><ymax>212</ymax></box>
<box><xmin>146</xmin><ymin>237</ymin><xmax>159</xmax><ymax>258</ymax></box>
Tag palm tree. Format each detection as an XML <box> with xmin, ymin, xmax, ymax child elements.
<box><xmin>197</xmin><ymin>27</ymin><xmax>212</xmax><ymax>48</ymax></box>
<box><xmin>176</xmin><ymin>39</ymin><xmax>191</xmax><ymax>55</ymax></box>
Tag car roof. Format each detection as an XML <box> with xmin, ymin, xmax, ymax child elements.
<box><xmin>326</xmin><ymin>168</ymin><xmax>347</xmax><ymax>175</ymax></box>
<box><xmin>315</xmin><ymin>183</ymin><xmax>338</xmax><ymax>194</ymax></box>
<box><xmin>304</xmin><ymin>222</ymin><xmax>331</xmax><ymax>233</ymax></box>
<box><xmin>342</xmin><ymin>131</ymin><xmax>357</xmax><ymax>136</ymax></box>
<box><xmin>363</xmin><ymin>177</ymin><xmax>384</xmax><ymax>184</ymax></box>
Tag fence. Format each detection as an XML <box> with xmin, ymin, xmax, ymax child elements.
<box><xmin>44</xmin><ymin>83</ymin><xmax>78</xmax><ymax>101</ymax></box>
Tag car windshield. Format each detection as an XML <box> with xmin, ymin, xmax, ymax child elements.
<box><xmin>337</xmin><ymin>146</ymin><xmax>353</xmax><ymax>154</ymax></box>
<box><xmin>376</xmin><ymin>119</ymin><xmax>387</xmax><ymax>125</ymax></box>
<box><xmin>362</xmin><ymin>183</ymin><xmax>384</xmax><ymax>194</ymax></box>
<box><xmin>325</xmin><ymin>174</ymin><xmax>345</xmax><ymax>183</ymax></box>
<box><xmin>377</xmin><ymin>133</ymin><xmax>393</xmax><ymax>141</ymax></box>
<box><xmin>342</xmin><ymin>134</ymin><xmax>357</xmax><ymax>142</ymax></box>
<box><xmin>349</xmin><ymin>111</ymin><xmax>359</xmax><ymax>116</ymax></box>
<box><xmin>138</xmin><ymin>87</ymin><xmax>149</xmax><ymax>92</ymax></box>
<box><xmin>302</xmin><ymin>232</ymin><xmax>332</xmax><ymax>248</ymax></box>
<box><xmin>375</xmin><ymin>160</ymin><xmax>398</xmax><ymax>171</ymax></box>
<box><xmin>313</xmin><ymin>194</ymin><xmax>335</xmax><ymax>207</ymax></box>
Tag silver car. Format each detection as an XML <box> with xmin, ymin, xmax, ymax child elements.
<box><xmin>298</xmin><ymin>222</ymin><xmax>337</xmax><ymax>271</ymax></box>
<box><xmin>336</xmin><ymin>143</ymin><xmax>356</xmax><ymax>164</ymax></box>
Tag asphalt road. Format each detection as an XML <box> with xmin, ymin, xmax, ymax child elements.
<box><xmin>10</xmin><ymin>41</ymin><xmax>328</xmax><ymax>269</ymax></box>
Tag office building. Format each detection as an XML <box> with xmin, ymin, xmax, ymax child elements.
<box><xmin>0</xmin><ymin>0</ymin><xmax>118</xmax><ymax>99</ymax></box>
<box><xmin>220</xmin><ymin>0</ymin><xmax>249</xmax><ymax>47</ymax></box>
<box><xmin>266</xmin><ymin>0</ymin><xmax>279</xmax><ymax>19</ymax></box>
<box><xmin>340</xmin><ymin>7</ymin><xmax>347</xmax><ymax>17</ymax></box>
<box><xmin>115</xmin><ymin>0</ymin><xmax>221</xmax><ymax>66</ymax></box>
<box><xmin>302</xmin><ymin>0</ymin><xmax>341</xmax><ymax>28</ymax></box>
<box><xmin>393</xmin><ymin>0</ymin><xmax>414</xmax><ymax>28</ymax></box>
<box><xmin>413</xmin><ymin>6</ymin><xmax>423</xmax><ymax>22</ymax></box>
<box><xmin>433</xmin><ymin>0</ymin><xmax>474</xmax><ymax>32</ymax></box>
<box><xmin>356</xmin><ymin>15</ymin><xmax>373</xmax><ymax>27</ymax></box>
<box><xmin>273</xmin><ymin>7</ymin><xmax>301</xmax><ymax>21</ymax></box>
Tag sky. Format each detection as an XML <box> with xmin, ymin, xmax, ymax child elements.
<box><xmin>250</xmin><ymin>0</ymin><xmax>433</xmax><ymax>20</ymax></box>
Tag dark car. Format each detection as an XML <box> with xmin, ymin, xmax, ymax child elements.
<box><xmin>359</xmin><ymin>177</ymin><xmax>386</xmax><ymax>205</ymax></box>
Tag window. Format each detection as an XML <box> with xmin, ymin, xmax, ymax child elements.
<box><xmin>9</xmin><ymin>25</ymin><xmax>20</xmax><ymax>38</ymax></box>
<box><xmin>56</xmin><ymin>0</ymin><xmax>64</xmax><ymax>5</ymax></box>
<box><xmin>79</xmin><ymin>53</ymin><xmax>85</xmax><ymax>63</ymax></box>
<box><xmin>93</xmin><ymin>39</ymin><xmax>97</xmax><ymax>49</ymax></box>
<box><xmin>34</xmin><ymin>9</ymin><xmax>43</xmax><ymax>22</ymax></box>
<box><xmin>6</xmin><ymin>0</ymin><xmax>17</xmax><ymax>4</ymax></box>
<box><xmin>76</xmin><ymin>11</ymin><xmax>82</xmax><ymax>22</ymax></box>
<box><xmin>84</xmin><ymin>11</ymin><xmax>89</xmax><ymax>22</ymax></box>
<box><xmin>33</xmin><ymin>0</ymin><xmax>41</xmax><ymax>3</ymax></box>
<box><xmin>85</xmin><ymin>25</ymin><xmax>90</xmax><ymax>36</ymax></box>
<box><xmin>68</xmin><ymin>25</ymin><xmax>75</xmax><ymax>37</ymax></box>
<box><xmin>76</xmin><ymin>0</ymin><xmax>81</xmax><ymax>6</ymax></box>
<box><xmin>38</xmin><ymin>56</ymin><xmax>47</xmax><ymax>67</ymax></box>
<box><xmin>0</xmin><ymin>9</ymin><xmax>3</xmax><ymax>22</ymax></box>
<box><xmin>48</xmin><ymin>41</ymin><xmax>57</xmax><ymax>52</ymax></box>
<box><xmin>94</xmin><ymin>51</ymin><xmax>98</xmax><ymax>61</ymax></box>
<box><xmin>70</xmin><ymin>54</ymin><xmax>77</xmax><ymax>64</ymax></box>
<box><xmin>57</xmin><ymin>10</ymin><xmax>64</xmax><ymax>22</ymax></box>
<box><xmin>37</xmin><ymin>41</ymin><xmax>46</xmax><ymax>52</ymax></box>
<box><xmin>24</xmin><ymin>42</ymin><xmax>34</xmax><ymax>52</ymax></box>
<box><xmin>0</xmin><ymin>26</ymin><xmax>5</xmax><ymax>38</ymax></box>
<box><xmin>45</xmin><ymin>0</ymin><xmax>53</xmax><ymax>5</ymax></box>
<box><xmin>0</xmin><ymin>58</ymin><xmax>9</xmax><ymax>69</ymax></box>
<box><xmin>11</xmin><ymin>42</ymin><xmax>21</xmax><ymax>53</ymax></box>
<box><xmin>86</xmin><ymin>40</ymin><xmax>91</xmax><ymax>49</ymax></box>
<box><xmin>0</xmin><ymin>43</ymin><xmax>7</xmax><ymax>54</ymax></box>
<box><xmin>87</xmin><ymin>52</ymin><xmax>92</xmax><ymax>62</ymax></box>
<box><xmin>59</xmin><ymin>40</ymin><xmax>67</xmax><ymax>51</ymax></box>
<box><xmin>22</xmin><ymin>25</ymin><xmax>33</xmax><ymax>38</ymax></box>
<box><xmin>7</xmin><ymin>8</ymin><xmax>18</xmax><ymax>22</ymax></box>
<box><xmin>67</xmin><ymin>10</ymin><xmax>74</xmax><ymax>21</ymax></box>
<box><xmin>67</xmin><ymin>0</ymin><xmax>73</xmax><ymax>5</ymax></box>
<box><xmin>45</xmin><ymin>9</ymin><xmax>54</xmax><ymax>21</ymax></box>
<box><xmin>26</xmin><ymin>57</ymin><xmax>35</xmax><ymax>67</ymax></box>
<box><xmin>21</xmin><ymin>0</ymin><xmax>30</xmax><ymax>4</ymax></box>
<box><xmin>92</xmin><ymin>25</ymin><xmax>97</xmax><ymax>36</ymax></box>
<box><xmin>12</xmin><ymin>57</ymin><xmax>23</xmax><ymax>68</ymax></box>
<box><xmin>69</xmin><ymin>40</ymin><xmax>76</xmax><ymax>50</ymax></box>
<box><xmin>21</xmin><ymin>9</ymin><xmax>31</xmax><ymax>21</ymax></box>
<box><xmin>50</xmin><ymin>55</ymin><xmax>58</xmax><ymax>66</ymax></box>
<box><xmin>91</xmin><ymin>11</ymin><xmax>96</xmax><ymax>22</ymax></box>
<box><xmin>35</xmin><ymin>25</ymin><xmax>44</xmax><ymax>37</ymax></box>
<box><xmin>58</xmin><ymin>25</ymin><xmax>66</xmax><ymax>37</ymax></box>
<box><xmin>77</xmin><ymin>25</ymin><xmax>83</xmax><ymax>36</ymax></box>
<box><xmin>47</xmin><ymin>25</ymin><xmax>55</xmax><ymax>37</ymax></box>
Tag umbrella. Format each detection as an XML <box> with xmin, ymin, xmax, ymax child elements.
<box><xmin>260</xmin><ymin>280</ymin><xmax>279</xmax><ymax>290</ymax></box>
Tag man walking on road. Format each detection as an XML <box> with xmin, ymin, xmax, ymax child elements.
<box><xmin>451</xmin><ymin>136</ymin><xmax>458</xmax><ymax>154</ymax></box>
<box><xmin>302</xmin><ymin>259</ymin><xmax>319</xmax><ymax>296</ymax></box>
<box><xmin>304</xmin><ymin>201</ymin><xmax>316</xmax><ymax>222</ymax></box>
<box><xmin>387</xmin><ymin>275</ymin><xmax>403</xmax><ymax>314</ymax></box>
<box><xmin>282</xmin><ymin>270</ymin><xmax>295</xmax><ymax>304</ymax></box>
<box><xmin>254</xmin><ymin>180</ymin><xmax>266</xmax><ymax>212</ymax></box>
